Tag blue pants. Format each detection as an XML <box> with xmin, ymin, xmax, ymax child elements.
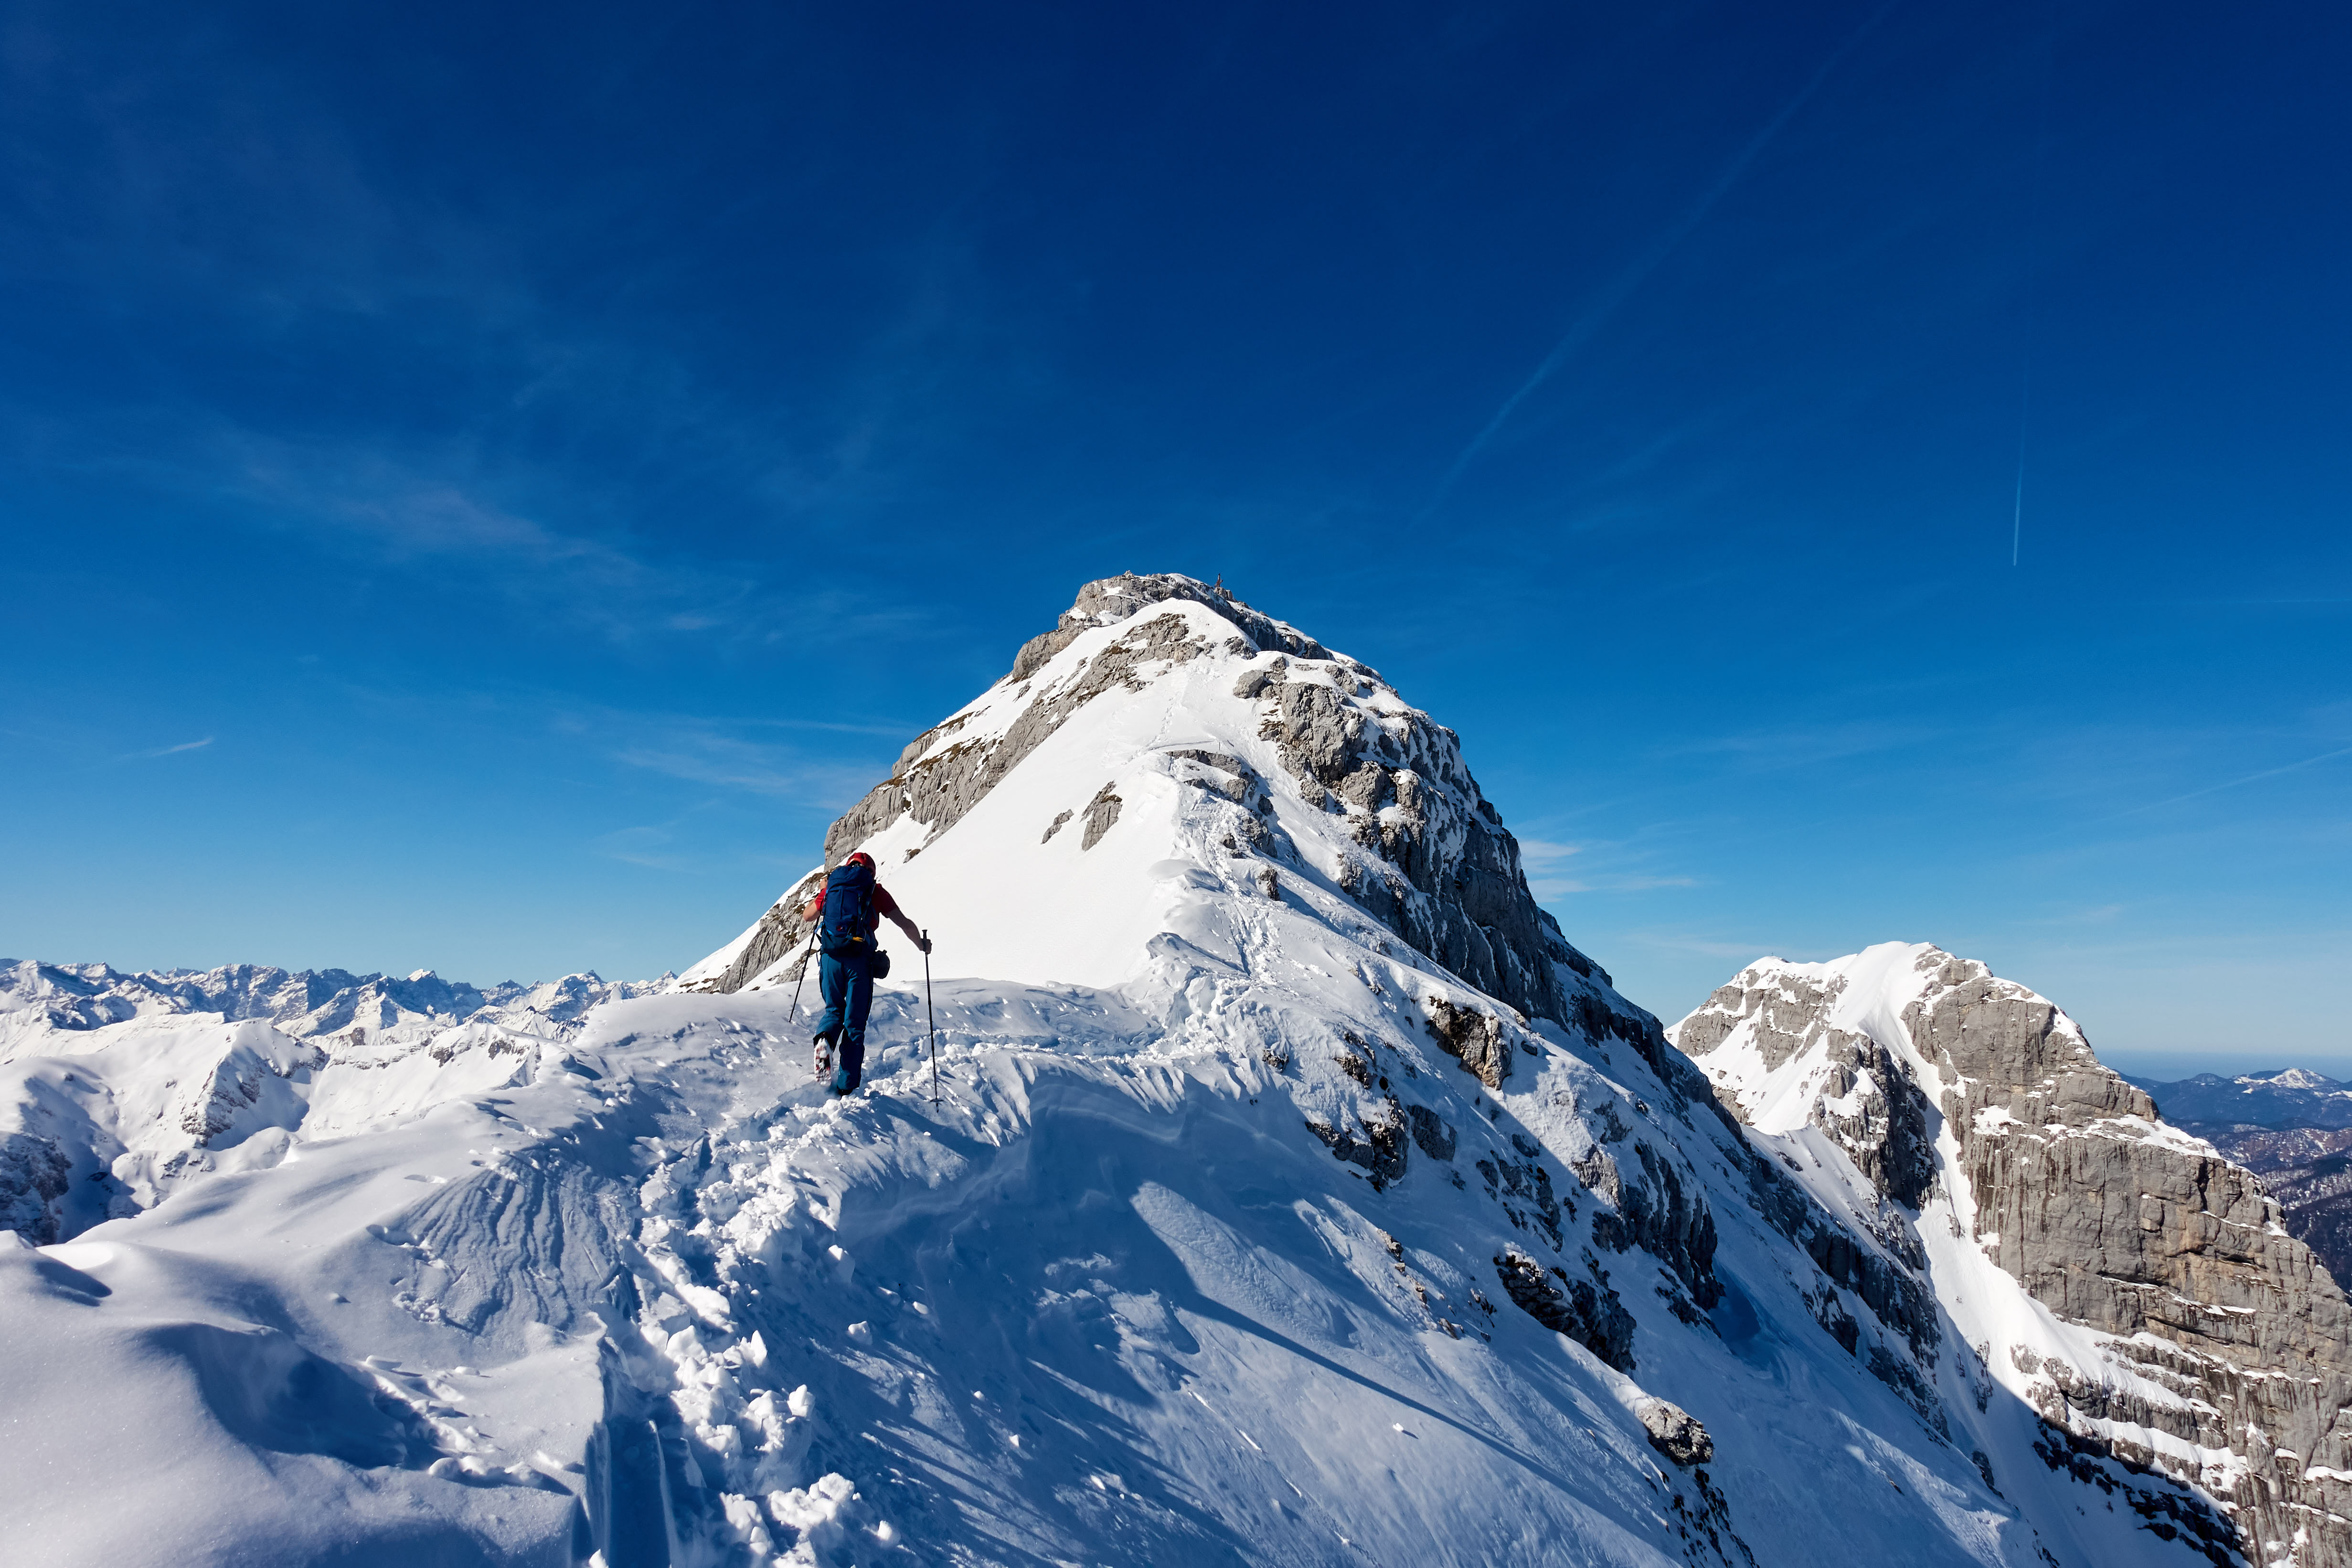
<box><xmin>815</xmin><ymin>950</ymin><xmax>874</xmax><ymax>1091</ymax></box>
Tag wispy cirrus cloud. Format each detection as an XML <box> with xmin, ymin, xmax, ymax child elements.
<box><xmin>1662</xmin><ymin>718</ymin><xmax>1948</xmax><ymax>774</ymax></box>
<box><xmin>592</xmin><ymin>824</ymin><xmax>686</xmax><ymax>871</ymax></box>
<box><xmin>123</xmin><ymin>736</ymin><xmax>213</xmax><ymax>760</ymax></box>
<box><xmin>1620</xmin><ymin>930</ymin><xmax>1823</xmax><ymax>963</ymax></box>
<box><xmin>2099</xmin><ymin>740</ymin><xmax>2352</xmax><ymax>823</ymax></box>
<box><xmin>1423</xmin><ymin>0</ymin><xmax>1900</xmax><ymax>516</ymax></box>
<box><xmin>0</xmin><ymin>42</ymin><xmax>1004</xmax><ymax>654</ymax></box>
<box><xmin>587</xmin><ymin>708</ymin><xmax>891</xmax><ymax>806</ymax></box>
<box><xmin>1517</xmin><ymin>836</ymin><xmax>1697</xmax><ymax>897</ymax></box>
<box><xmin>1556</xmin><ymin>874</ymin><xmax>1702</xmax><ymax>893</ymax></box>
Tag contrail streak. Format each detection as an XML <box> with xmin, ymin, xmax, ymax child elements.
<box><xmin>2109</xmin><ymin>742</ymin><xmax>2352</xmax><ymax>821</ymax></box>
<box><xmin>1422</xmin><ymin>0</ymin><xmax>1902</xmax><ymax>520</ymax></box>
<box><xmin>123</xmin><ymin>736</ymin><xmax>215</xmax><ymax>760</ymax></box>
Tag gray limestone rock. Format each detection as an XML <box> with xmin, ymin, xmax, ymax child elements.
<box><xmin>1058</xmin><ymin>573</ymin><xmax>1328</xmax><ymax>661</ymax></box>
<box><xmin>1676</xmin><ymin>969</ymin><xmax>1848</xmax><ymax>1071</ymax></box>
<box><xmin>1423</xmin><ymin>997</ymin><xmax>1510</xmax><ymax>1088</ymax></box>
<box><xmin>1165</xmin><ymin>747</ymin><xmax>1247</xmax><ymax>774</ymax></box>
<box><xmin>1494</xmin><ymin>1249</ymin><xmax>1635</xmax><ymax>1369</ymax></box>
<box><xmin>1730</xmin><ymin>1143</ymin><xmax>1939</xmax><ymax>1362</ymax></box>
<box><xmin>705</xmin><ymin>869</ymin><xmax>825</xmax><ymax>996</ymax></box>
<box><xmin>1079</xmin><ymin>784</ymin><xmax>1123</xmax><ymax>851</ymax></box>
<box><xmin>1407</xmin><ymin>1104</ymin><xmax>1456</xmax><ymax>1162</ymax></box>
<box><xmin>1902</xmin><ymin>950</ymin><xmax>2352</xmax><ymax>1562</ymax></box>
<box><xmin>1635</xmin><ymin>1398</ymin><xmax>1714</xmax><ymax>1466</ymax></box>
<box><xmin>180</xmin><ymin>1059</ymin><xmax>263</xmax><ymax>1142</ymax></box>
<box><xmin>1815</xmin><ymin>1028</ymin><xmax>1937</xmax><ymax>1210</ymax></box>
<box><xmin>1583</xmin><ymin>1139</ymin><xmax>1723</xmax><ymax>1310</ymax></box>
<box><xmin>1306</xmin><ymin>1101</ymin><xmax>1408</xmax><ymax>1191</ymax></box>
<box><xmin>1008</xmin><ymin>625</ymin><xmax>1083</xmax><ymax>684</ymax></box>
<box><xmin>1478</xmin><ymin>1145</ymin><xmax>1567</xmax><ymax>1250</ymax></box>
<box><xmin>0</xmin><ymin>1132</ymin><xmax>72</xmax><ymax>1244</ymax></box>
<box><xmin>822</xmin><ymin>609</ymin><xmax>1209</xmax><ymax>869</ymax></box>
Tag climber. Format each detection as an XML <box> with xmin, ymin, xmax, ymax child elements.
<box><xmin>801</xmin><ymin>850</ymin><xmax>929</xmax><ymax>1096</ymax></box>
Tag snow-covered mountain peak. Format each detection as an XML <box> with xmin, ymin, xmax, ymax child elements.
<box><xmin>685</xmin><ymin>571</ymin><xmax>1606</xmax><ymax>1040</ymax></box>
<box><xmin>2250</xmin><ymin>1066</ymin><xmax>2334</xmax><ymax>1090</ymax></box>
<box><xmin>1676</xmin><ymin>941</ymin><xmax>2352</xmax><ymax>1566</ymax></box>
<box><xmin>1673</xmin><ymin>941</ymin><xmax>2162</xmax><ymax>1144</ymax></box>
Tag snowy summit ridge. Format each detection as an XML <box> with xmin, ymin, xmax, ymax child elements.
<box><xmin>4</xmin><ymin>573</ymin><xmax>2341</xmax><ymax>1568</ymax></box>
<box><xmin>685</xmin><ymin>569</ymin><xmax>1618</xmax><ymax>1043</ymax></box>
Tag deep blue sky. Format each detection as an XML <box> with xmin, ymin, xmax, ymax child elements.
<box><xmin>3</xmin><ymin>1</ymin><xmax>2346</xmax><ymax>1075</ymax></box>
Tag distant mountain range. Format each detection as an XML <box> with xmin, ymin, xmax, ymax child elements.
<box><xmin>2128</xmin><ymin>1067</ymin><xmax>2352</xmax><ymax>1130</ymax></box>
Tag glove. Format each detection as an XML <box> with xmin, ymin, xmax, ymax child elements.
<box><xmin>918</xmin><ymin>936</ymin><xmax>934</xmax><ymax>955</ymax></box>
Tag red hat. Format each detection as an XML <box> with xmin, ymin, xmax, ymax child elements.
<box><xmin>845</xmin><ymin>851</ymin><xmax>874</xmax><ymax>868</ymax></box>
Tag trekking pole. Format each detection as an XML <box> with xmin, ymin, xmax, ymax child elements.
<box><xmin>787</xmin><ymin>930</ymin><xmax>816</xmax><ymax>1022</ymax></box>
<box><xmin>922</xmin><ymin>928</ymin><xmax>941</xmax><ymax>1106</ymax></box>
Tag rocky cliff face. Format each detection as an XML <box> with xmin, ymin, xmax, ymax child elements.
<box><xmin>1678</xmin><ymin>943</ymin><xmax>2352</xmax><ymax>1568</ymax></box>
<box><xmin>2132</xmin><ymin>1070</ymin><xmax>2352</xmax><ymax>1290</ymax></box>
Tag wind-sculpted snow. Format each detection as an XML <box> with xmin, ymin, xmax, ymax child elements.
<box><xmin>1679</xmin><ymin>941</ymin><xmax>2352</xmax><ymax>1568</ymax></box>
<box><xmin>1</xmin><ymin>576</ymin><xmax>2256</xmax><ymax>1566</ymax></box>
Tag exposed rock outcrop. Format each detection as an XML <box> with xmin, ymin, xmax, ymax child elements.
<box><xmin>0</xmin><ymin>1131</ymin><xmax>71</xmax><ymax>1243</ymax></box>
<box><xmin>1307</xmin><ymin>1102</ymin><xmax>1409</xmax><ymax>1191</ymax></box>
<box><xmin>1494</xmin><ymin>1248</ymin><xmax>1636</xmax><ymax>1370</ymax></box>
<box><xmin>1585</xmin><ymin>1138</ymin><xmax>1725</xmax><ymax>1314</ymax></box>
<box><xmin>1636</xmin><ymin>1397</ymin><xmax>1714</xmax><ymax>1466</ymax></box>
<box><xmin>1907</xmin><ymin>951</ymin><xmax>2352</xmax><ymax>1563</ymax></box>
<box><xmin>1424</xmin><ymin>996</ymin><xmax>1511</xmax><ymax>1088</ymax></box>
<box><xmin>702</xmin><ymin>869</ymin><xmax>825</xmax><ymax>997</ymax></box>
<box><xmin>1407</xmin><ymin>1103</ymin><xmax>1457</xmax><ymax>1162</ymax></box>
<box><xmin>2198</xmin><ymin>1128</ymin><xmax>2352</xmax><ymax>1289</ymax></box>
<box><xmin>1078</xmin><ymin>783</ymin><xmax>1123</xmax><ymax>851</ymax></box>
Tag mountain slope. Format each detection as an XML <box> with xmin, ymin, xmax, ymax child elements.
<box><xmin>0</xmin><ymin>574</ymin><xmax>2293</xmax><ymax>1567</ymax></box>
<box><xmin>1677</xmin><ymin>944</ymin><xmax>2352</xmax><ymax>1568</ymax></box>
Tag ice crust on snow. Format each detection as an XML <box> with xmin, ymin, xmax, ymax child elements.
<box><xmin>0</xmin><ymin>576</ymin><xmax>2277</xmax><ymax>1567</ymax></box>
